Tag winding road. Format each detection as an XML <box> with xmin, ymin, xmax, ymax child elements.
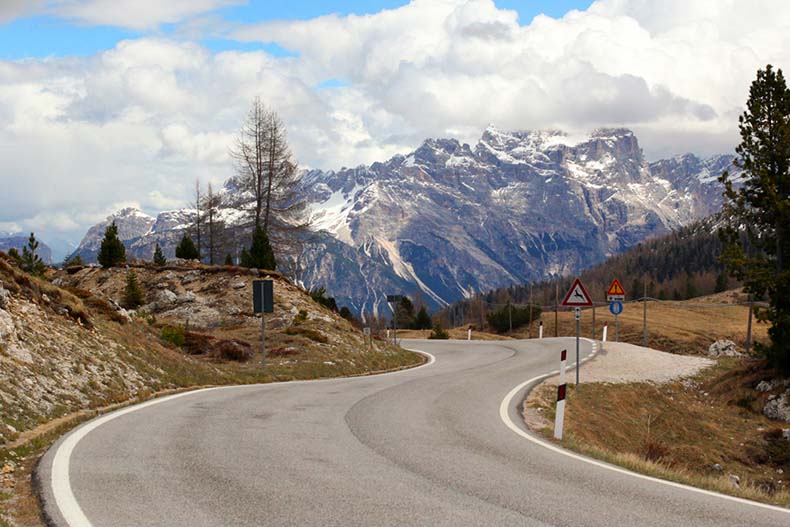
<box><xmin>38</xmin><ymin>338</ymin><xmax>789</xmax><ymax>526</ymax></box>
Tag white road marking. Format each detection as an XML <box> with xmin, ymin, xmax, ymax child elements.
<box><xmin>49</xmin><ymin>349</ymin><xmax>436</xmax><ymax>527</ymax></box>
<box><xmin>498</xmin><ymin>339</ymin><xmax>790</xmax><ymax>516</ymax></box>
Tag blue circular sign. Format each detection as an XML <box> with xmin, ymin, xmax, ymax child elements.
<box><xmin>609</xmin><ymin>301</ymin><xmax>623</xmax><ymax>316</ymax></box>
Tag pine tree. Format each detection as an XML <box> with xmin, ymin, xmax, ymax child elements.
<box><xmin>240</xmin><ymin>226</ymin><xmax>276</xmax><ymax>270</ymax></box>
<box><xmin>720</xmin><ymin>64</ymin><xmax>790</xmax><ymax>371</ymax></box>
<box><xmin>224</xmin><ymin>253</ymin><xmax>234</xmax><ymax>266</ymax></box>
<box><xmin>63</xmin><ymin>254</ymin><xmax>84</xmax><ymax>268</ymax></box>
<box><xmin>123</xmin><ymin>269</ymin><xmax>145</xmax><ymax>309</ymax></box>
<box><xmin>175</xmin><ymin>234</ymin><xmax>199</xmax><ymax>260</ymax></box>
<box><xmin>153</xmin><ymin>244</ymin><xmax>167</xmax><ymax>266</ymax></box>
<box><xmin>412</xmin><ymin>306</ymin><xmax>432</xmax><ymax>330</ymax></box>
<box><xmin>97</xmin><ymin>222</ymin><xmax>126</xmax><ymax>268</ymax></box>
<box><xmin>714</xmin><ymin>271</ymin><xmax>729</xmax><ymax>293</ymax></box>
<box><xmin>428</xmin><ymin>321</ymin><xmax>450</xmax><ymax>340</ymax></box>
<box><xmin>20</xmin><ymin>232</ymin><xmax>46</xmax><ymax>275</ymax></box>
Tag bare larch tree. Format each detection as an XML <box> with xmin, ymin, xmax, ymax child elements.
<box><xmin>230</xmin><ymin>97</ymin><xmax>310</xmax><ymax>247</ymax></box>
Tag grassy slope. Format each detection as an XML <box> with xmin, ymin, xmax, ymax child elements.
<box><xmin>0</xmin><ymin>257</ymin><xmax>423</xmax><ymax>526</ymax></box>
<box><xmin>524</xmin><ymin>292</ymin><xmax>788</xmax><ymax>507</ymax></box>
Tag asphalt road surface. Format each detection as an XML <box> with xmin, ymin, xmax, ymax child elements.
<box><xmin>38</xmin><ymin>338</ymin><xmax>789</xmax><ymax>526</ymax></box>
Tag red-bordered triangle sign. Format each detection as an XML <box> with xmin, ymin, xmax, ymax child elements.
<box><xmin>606</xmin><ymin>279</ymin><xmax>626</xmax><ymax>297</ymax></box>
<box><xmin>562</xmin><ymin>278</ymin><xmax>593</xmax><ymax>307</ymax></box>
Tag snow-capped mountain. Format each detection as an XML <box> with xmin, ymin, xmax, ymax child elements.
<box><xmin>71</xmin><ymin>127</ymin><xmax>736</xmax><ymax>316</ymax></box>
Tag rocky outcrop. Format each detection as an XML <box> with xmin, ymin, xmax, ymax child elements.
<box><xmin>764</xmin><ymin>389</ymin><xmax>790</xmax><ymax>423</ymax></box>
<box><xmin>706</xmin><ymin>339</ymin><xmax>742</xmax><ymax>357</ymax></box>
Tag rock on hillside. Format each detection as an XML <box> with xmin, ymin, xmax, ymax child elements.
<box><xmin>0</xmin><ymin>254</ymin><xmax>207</xmax><ymax>447</ymax></box>
<box><xmin>53</xmin><ymin>262</ymin><xmax>406</xmax><ymax>373</ymax></box>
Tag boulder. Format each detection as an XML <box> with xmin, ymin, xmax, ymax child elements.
<box><xmin>707</xmin><ymin>339</ymin><xmax>742</xmax><ymax>357</ymax></box>
<box><xmin>177</xmin><ymin>291</ymin><xmax>197</xmax><ymax>304</ymax></box>
<box><xmin>0</xmin><ymin>284</ymin><xmax>9</xmax><ymax>309</ymax></box>
<box><xmin>155</xmin><ymin>290</ymin><xmax>178</xmax><ymax>305</ymax></box>
<box><xmin>0</xmin><ymin>309</ymin><xmax>15</xmax><ymax>342</ymax></box>
<box><xmin>764</xmin><ymin>389</ymin><xmax>790</xmax><ymax>423</ymax></box>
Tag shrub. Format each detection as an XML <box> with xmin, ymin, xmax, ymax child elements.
<box><xmin>428</xmin><ymin>321</ymin><xmax>450</xmax><ymax>339</ymax></box>
<box><xmin>309</xmin><ymin>286</ymin><xmax>338</xmax><ymax>311</ymax></box>
<box><xmin>161</xmin><ymin>325</ymin><xmax>186</xmax><ymax>347</ymax></box>
<box><xmin>123</xmin><ymin>269</ymin><xmax>145</xmax><ymax>309</ymax></box>
<box><xmin>213</xmin><ymin>340</ymin><xmax>253</xmax><ymax>362</ymax></box>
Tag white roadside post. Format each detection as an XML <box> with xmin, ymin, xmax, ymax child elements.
<box><xmin>554</xmin><ymin>349</ymin><xmax>568</xmax><ymax>440</ymax></box>
<box><xmin>602</xmin><ymin>322</ymin><xmax>608</xmax><ymax>342</ymax></box>
<box><xmin>539</xmin><ymin>321</ymin><xmax>544</xmax><ymax>339</ymax></box>
<box><xmin>467</xmin><ymin>327</ymin><xmax>472</xmax><ymax>341</ymax></box>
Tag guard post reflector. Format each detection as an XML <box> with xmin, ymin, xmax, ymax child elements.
<box><xmin>554</xmin><ymin>348</ymin><xmax>568</xmax><ymax>440</ymax></box>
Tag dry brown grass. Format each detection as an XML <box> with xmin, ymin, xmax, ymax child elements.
<box><xmin>394</xmin><ymin>328</ymin><xmax>512</xmax><ymax>340</ymax></box>
<box><xmin>528</xmin><ymin>358</ymin><xmax>790</xmax><ymax>507</ymax></box>
<box><xmin>514</xmin><ymin>293</ymin><xmax>768</xmax><ymax>355</ymax></box>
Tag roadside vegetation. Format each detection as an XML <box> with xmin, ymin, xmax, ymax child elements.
<box><xmin>0</xmin><ymin>253</ymin><xmax>423</xmax><ymax>526</ymax></box>
<box><xmin>523</xmin><ymin>64</ymin><xmax>790</xmax><ymax>510</ymax></box>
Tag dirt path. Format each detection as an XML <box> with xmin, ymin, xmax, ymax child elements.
<box><xmin>547</xmin><ymin>341</ymin><xmax>714</xmax><ymax>385</ymax></box>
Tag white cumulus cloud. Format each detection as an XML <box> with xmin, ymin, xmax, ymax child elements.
<box><xmin>1</xmin><ymin>0</ymin><xmax>789</xmax><ymax>254</ymax></box>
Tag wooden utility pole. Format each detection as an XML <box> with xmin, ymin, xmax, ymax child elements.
<box><xmin>528</xmin><ymin>284</ymin><xmax>533</xmax><ymax>338</ymax></box>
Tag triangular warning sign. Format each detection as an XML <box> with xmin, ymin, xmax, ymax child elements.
<box><xmin>606</xmin><ymin>279</ymin><xmax>625</xmax><ymax>297</ymax></box>
<box><xmin>562</xmin><ymin>278</ymin><xmax>593</xmax><ymax>307</ymax></box>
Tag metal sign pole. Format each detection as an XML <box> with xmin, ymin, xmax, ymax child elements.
<box><xmin>615</xmin><ymin>315</ymin><xmax>619</xmax><ymax>342</ymax></box>
<box><xmin>261</xmin><ymin>288</ymin><xmax>266</xmax><ymax>369</ymax></box>
<box><xmin>575</xmin><ymin>307</ymin><xmax>580</xmax><ymax>390</ymax></box>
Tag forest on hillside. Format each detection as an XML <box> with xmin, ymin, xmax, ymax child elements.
<box><xmin>439</xmin><ymin>216</ymin><xmax>741</xmax><ymax>329</ymax></box>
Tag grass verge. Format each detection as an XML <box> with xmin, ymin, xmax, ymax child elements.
<box><xmin>525</xmin><ymin>358</ymin><xmax>790</xmax><ymax>508</ymax></box>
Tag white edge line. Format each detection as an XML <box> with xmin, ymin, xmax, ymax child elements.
<box><xmin>50</xmin><ymin>347</ymin><xmax>436</xmax><ymax>527</ymax></box>
<box><xmin>498</xmin><ymin>339</ymin><xmax>790</xmax><ymax>516</ymax></box>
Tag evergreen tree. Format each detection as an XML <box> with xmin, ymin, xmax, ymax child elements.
<box><xmin>684</xmin><ymin>275</ymin><xmax>697</xmax><ymax>299</ymax></box>
<box><xmin>224</xmin><ymin>253</ymin><xmax>234</xmax><ymax>266</ymax></box>
<box><xmin>720</xmin><ymin>64</ymin><xmax>790</xmax><ymax>371</ymax></box>
<box><xmin>63</xmin><ymin>254</ymin><xmax>84</xmax><ymax>268</ymax></box>
<box><xmin>153</xmin><ymin>244</ymin><xmax>167</xmax><ymax>266</ymax></box>
<box><xmin>241</xmin><ymin>226</ymin><xmax>276</xmax><ymax>270</ymax></box>
<box><xmin>339</xmin><ymin>306</ymin><xmax>354</xmax><ymax>321</ymax></box>
<box><xmin>395</xmin><ymin>296</ymin><xmax>415</xmax><ymax>328</ymax></box>
<box><xmin>123</xmin><ymin>269</ymin><xmax>145</xmax><ymax>309</ymax></box>
<box><xmin>7</xmin><ymin>247</ymin><xmax>20</xmax><ymax>262</ymax></box>
<box><xmin>97</xmin><ymin>222</ymin><xmax>126</xmax><ymax>268</ymax></box>
<box><xmin>714</xmin><ymin>271</ymin><xmax>729</xmax><ymax>293</ymax></box>
<box><xmin>412</xmin><ymin>306</ymin><xmax>432</xmax><ymax>330</ymax></box>
<box><xmin>428</xmin><ymin>321</ymin><xmax>450</xmax><ymax>340</ymax></box>
<box><xmin>175</xmin><ymin>234</ymin><xmax>199</xmax><ymax>260</ymax></box>
<box><xmin>20</xmin><ymin>232</ymin><xmax>47</xmax><ymax>275</ymax></box>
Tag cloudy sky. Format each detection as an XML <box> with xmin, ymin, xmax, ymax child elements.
<box><xmin>1</xmin><ymin>0</ymin><xmax>789</xmax><ymax>258</ymax></box>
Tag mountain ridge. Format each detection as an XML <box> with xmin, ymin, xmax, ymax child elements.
<box><xmin>70</xmin><ymin>126</ymin><xmax>737</xmax><ymax>317</ymax></box>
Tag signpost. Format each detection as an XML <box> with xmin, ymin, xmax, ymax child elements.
<box><xmin>562</xmin><ymin>278</ymin><xmax>593</xmax><ymax>389</ymax></box>
<box><xmin>386</xmin><ymin>294</ymin><xmax>404</xmax><ymax>346</ymax></box>
<box><xmin>606</xmin><ymin>279</ymin><xmax>626</xmax><ymax>342</ymax></box>
<box><xmin>253</xmin><ymin>280</ymin><xmax>274</xmax><ymax>368</ymax></box>
<box><xmin>363</xmin><ymin>327</ymin><xmax>372</xmax><ymax>349</ymax></box>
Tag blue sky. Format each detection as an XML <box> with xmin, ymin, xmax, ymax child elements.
<box><xmin>0</xmin><ymin>1</ymin><xmax>593</xmax><ymax>59</ymax></box>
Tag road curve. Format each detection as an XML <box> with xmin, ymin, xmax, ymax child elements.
<box><xmin>37</xmin><ymin>338</ymin><xmax>789</xmax><ymax>526</ymax></box>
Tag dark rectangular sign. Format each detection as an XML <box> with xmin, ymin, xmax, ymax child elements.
<box><xmin>253</xmin><ymin>280</ymin><xmax>274</xmax><ymax>314</ymax></box>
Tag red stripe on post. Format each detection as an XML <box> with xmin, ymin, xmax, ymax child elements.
<box><xmin>561</xmin><ymin>349</ymin><xmax>567</xmax><ymax>361</ymax></box>
<box><xmin>557</xmin><ymin>384</ymin><xmax>566</xmax><ymax>401</ymax></box>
